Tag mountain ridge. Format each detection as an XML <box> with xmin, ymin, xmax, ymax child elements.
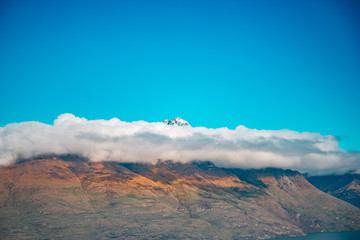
<box><xmin>307</xmin><ymin>173</ymin><xmax>360</xmax><ymax>208</ymax></box>
<box><xmin>1</xmin><ymin>155</ymin><xmax>359</xmax><ymax>239</ymax></box>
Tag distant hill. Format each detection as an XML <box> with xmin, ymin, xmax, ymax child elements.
<box><xmin>0</xmin><ymin>156</ymin><xmax>359</xmax><ymax>239</ymax></box>
<box><xmin>307</xmin><ymin>174</ymin><xmax>360</xmax><ymax>208</ymax></box>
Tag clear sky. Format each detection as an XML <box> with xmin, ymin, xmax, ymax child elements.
<box><xmin>1</xmin><ymin>0</ymin><xmax>360</xmax><ymax>151</ymax></box>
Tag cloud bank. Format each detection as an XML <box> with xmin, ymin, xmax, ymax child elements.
<box><xmin>0</xmin><ymin>113</ymin><xmax>359</xmax><ymax>175</ymax></box>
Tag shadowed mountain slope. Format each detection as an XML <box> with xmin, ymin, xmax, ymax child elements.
<box><xmin>1</xmin><ymin>156</ymin><xmax>359</xmax><ymax>239</ymax></box>
<box><xmin>307</xmin><ymin>174</ymin><xmax>360</xmax><ymax>208</ymax></box>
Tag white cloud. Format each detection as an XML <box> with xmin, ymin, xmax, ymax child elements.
<box><xmin>0</xmin><ymin>113</ymin><xmax>359</xmax><ymax>175</ymax></box>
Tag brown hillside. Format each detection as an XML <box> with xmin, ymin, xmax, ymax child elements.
<box><xmin>1</xmin><ymin>156</ymin><xmax>359</xmax><ymax>239</ymax></box>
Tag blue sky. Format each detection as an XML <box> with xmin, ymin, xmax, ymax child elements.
<box><xmin>1</xmin><ymin>0</ymin><xmax>360</xmax><ymax>151</ymax></box>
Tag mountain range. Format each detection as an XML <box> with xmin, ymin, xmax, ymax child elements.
<box><xmin>1</xmin><ymin>118</ymin><xmax>360</xmax><ymax>239</ymax></box>
<box><xmin>1</xmin><ymin>155</ymin><xmax>359</xmax><ymax>240</ymax></box>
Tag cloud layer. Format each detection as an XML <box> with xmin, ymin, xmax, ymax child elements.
<box><xmin>0</xmin><ymin>113</ymin><xmax>359</xmax><ymax>175</ymax></box>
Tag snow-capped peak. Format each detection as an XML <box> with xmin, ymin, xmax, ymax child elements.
<box><xmin>163</xmin><ymin>117</ymin><xmax>191</xmax><ymax>127</ymax></box>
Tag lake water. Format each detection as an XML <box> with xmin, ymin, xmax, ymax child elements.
<box><xmin>271</xmin><ymin>231</ymin><xmax>360</xmax><ymax>240</ymax></box>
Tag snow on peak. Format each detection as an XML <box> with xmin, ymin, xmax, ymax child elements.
<box><xmin>163</xmin><ymin>117</ymin><xmax>191</xmax><ymax>127</ymax></box>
